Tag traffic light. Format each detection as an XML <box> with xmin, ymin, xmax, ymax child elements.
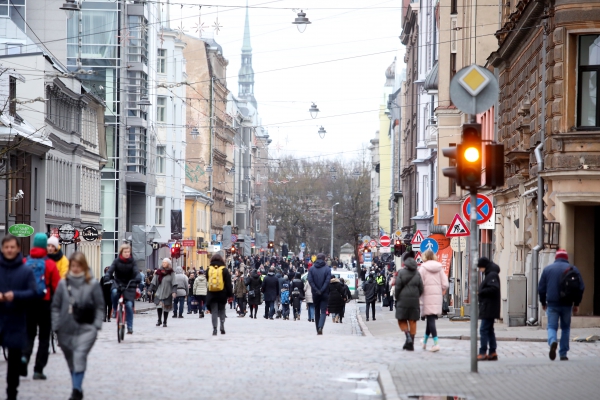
<box><xmin>268</xmin><ymin>241</ymin><xmax>274</xmax><ymax>250</ymax></box>
<box><xmin>230</xmin><ymin>244</ymin><xmax>236</xmax><ymax>254</ymax></box>
<box><xmin>394</xmin><ymin>239</ymin><xmax>402</xmax><ymax>257</ymax></box>
<box><xmin>485</xmin><ymin>143</ymin><xmax>505</xmax><ymax>189</ymax></box>
<box><xmin>442</xmin><ymin>123</ymin><xmax>482</xmax><ymax>190</ymax></box>
<box><xmin>171</xmin><ymin>242</ymin><xmax>181</xmax><ymax>259</ymax></box>
<box><xmin>363</xmin><ymin>246</ymin><xmax>370</xmax><ymax>253</ymax></box>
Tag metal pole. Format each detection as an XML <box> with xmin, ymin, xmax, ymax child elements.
<box><xmin>469</xmin><ymin>189</ymin><xmax>479</xmax><ymax>373</ymax></box>
<box><xmin>458</xmin><ymin>238</ymin><xmax>463</xmax><ymax>317</ymax></box>
<box><xmin>330</xmin><ymin>203</ymin><xmax>339</xmax><ymax>257</ymax></box>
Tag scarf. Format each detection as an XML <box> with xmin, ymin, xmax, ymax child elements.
<box><xmin>119</xmin><ymin>255</ymin><xmax>132</xmax><ymax>263</ymax></box>
<box><xmin>47</xmin><ymin>248</ymin><xmax>64</xmax><ymax>262</ymax></box>
<box><xmin>68</xmin><ymin>270</ymin><xmax>85</xmax><ymax>278</ymax></box>
<box><xmin>156</xmin><ymin>268</ymin><xmax>173</xmax><ymax>284</ymax></box>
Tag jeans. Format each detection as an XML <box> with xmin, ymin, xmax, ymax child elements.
<box><xmin>313</xmin><ymin>294</ymin><xmax>329</xmax><ymax>331</ymax></box>
<box><xmin>307</xmin><ymin>303</ymin><xmax>315</xmax><ymax>320</ymax></box>
<box><xmin>187</xmin><ymin>295</ymin><xmax>197</xmax><ymax>313</ymax></box>
<box><xmin>547</xmin><ymin>305</ymin><xmax>572</xmax><ymax>357</ymax></box>
<box><xmin>196</xmin><ymin>295</ymin><xmax>206</xmax><ymax>312</ymax></box>
<box><xmin>23</xmin><ymin>300</ymin><xmax>51</xmax><ymax>374</ymax></box>
<box><xmin>479</xmin><ymin>318</ymin><xmax>497</xmax><ymax>355</ymax></box>
<box><xmin>173</xmin><ymin>296</ymin><xmax>185</xmax><ymax>316</ymax></box>
<box><xmin>111</xmin><ymin>289</ymin><xmax>134</xmax><ymax>330</ymax></box>
<box><xmin>72</xmin><ymin>371</ymin><xmax>85</xmax><ymax>391</ymax></box>
<box><xmin>264</xmin><ymin>301</ymin><xmax>275</xmax><ymax>318</ymax></box>
<box><xmin>282</xmin><ymin>303</ymin><xmax>290</xmax><ymax>318</ymax></box>
<box><xmin>210</xmin><ymin>303</ymin><xmax>226</xmax><ymax>329</ymax></box>
<box><xmin>365</xmin><ymin>301</ymin><xmax>376</xmax><ymax>319</ymax></box>
<box><xmin>237</xmin><ymin>297</ymin><xmax>247</xmax><ymax>314</ymax></box>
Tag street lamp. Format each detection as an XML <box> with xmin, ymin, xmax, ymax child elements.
<box><xmin>138</xmin><ymin>95</ymin><xmax>151</xmax><ymax>112</ymax></box>
<box><xmin>60</xmin><ymin>0</ymin><xmax>80</xmax><ymax>18</ymax></box>
<box><xmin>330</xmin><ymin>202</ymin><xmax>339</xmax><ymax>258</ymax></box>
<box><xmin>309</xmin><ymin>102</ymin><xmax>319</xmax><ymax>119</ymax></box>
<box><xmin>292</xmin><ymin>10</ymin><xmax>311</xmax><ymax>33</ymax></box>
<box><xmin>318</xmin><ymin>126</ymin><xmax>326</xmax><ymax>139</ymax></box>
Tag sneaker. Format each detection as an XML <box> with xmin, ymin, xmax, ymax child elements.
<box><xmin>373</xmin><ymin>317</ymin><xmax>376</xmax><ymax>321</ymax></box>
<box><xmin>488</xmin><ymin>353</ymin><xmax>498</xmax><ymax>361</ymax></box>
<box><xmin>366</xmin><ymin>317</ymin><xmax>369</xmax><ymax>321</ymax></box>
<box><xmin>421</xmin><ymin>339</ymin><xmax>427</xmax><ymax>350</ymax></box>
<box><xmin>213</xmin><ymin>328</ymin><xmax>217</xmax><ymax>336</ymax></box>
<box><xmin>477</xmin><ymin>354</ymin><xmax>488</xmax><ymax>361</ymax></box>
<box><xmin>19</xmin><ymin>357</ymin><xmax>27</xmax><ymax>377</ymax></box>
<box><xmin>430</xmin><ymin>345</ymin><xmax>440</xmax><ymax>352</ymax></box>
<box><xmin>32</xmin><ymin>372</ymin><xmax>47</xmax><ymax>380</ymax></box>
<box><xmin>179</xmin><ymin>315</ymin><xmax>184</xmax><ymax>318</ymax></box>
<box><xmin>127</xmin><ymin>329</ymin><xmax>133</xmax><ymax>335</ymax></box>
<box><xmin>163</xmin><ymin>322</ymin><xmax>167</xmax><ymax>328</ymax></box>
<box><xmin>220</xmin><ymin>328</ymin><xmax>226</xmax><ymax>335</ymax></box>
<box><xmin>317</xmin><ymin>328</ymin><xmax>323</xmax><ymax>335</ymax></box>
<box><xmin>156</xmin><ymin>320</ymin><xmax>162</xmax><ymax>326</ymax></box>
<box><xmin>560</xmin><ymin>356</ymin><xmax>569</xmax><ymax>361</ymax></box>
<box><xmin>549</xmin><ymin>341</ymin><xmax>558</xmax><ymax>361</ymax></box>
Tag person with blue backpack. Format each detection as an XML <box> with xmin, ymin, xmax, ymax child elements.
<box><xmin>22</xmin><ymin>233</ymin><xmax>60</xmax><ymax>381</ymax></box>
<box><xmin>281</xmin><ymin>281</ymin><xmax>291</xmax><ymax>320</ymax></box>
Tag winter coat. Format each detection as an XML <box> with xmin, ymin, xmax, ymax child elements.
<box><xmin>151</xmin><ymin>268</ymin><xmax>177</xmax><ymax>303</ymax></box>
<box><xmin>174</xmin><ymin>270</ymin><xmax>188</xmax><ymax>297</ymax></box>
<box><xmin>307</xmin><ymin>260</ymin><xmax>331</xmax><ymax>298</ymax></box>
<box><xmin>0</xmin><ymin>252</ymin><xmax>36</xmax><ymax>349</ymax></box>
<box><xmin>234</xmin><ymin>276</ymin><xmax>248</xmax><ymax>298</ymax></box>
<box><xmin>478</xmin><ymin>260</ymin><xmax>501</xmax><ymax>320</ymax></box>
<box><xmin>106</xmin><ymin>255</ymin><xmax>141</xmax><ymax>302</ymax></box>
<box><xmin>290</xmin><ymin>276</ymin><xmax>305</xmax><ymax>299</ymax></box>
<box><xmin>205</xmin><ymin>262</ymin><xmax>233</xmax><ymax>307</ymax></box>
<box><xmin>246</xmin><ymin>271</ymin><xmax>263</xmax><ymax>305</ymax></box>
<box><xmin>327</xmin><ymin>278</ymin><xmax>346</xmax><ymax>314</ymax></box>
<box><xmin>395</xmin><ymin>258</ymin><xmax>424</xmax><ymax>321</ymax></box>
<box><xmin>47</xmin><ymin>248</ymin><xmax>69</xmax><ymax>279</ymax></box>
<box><xmin>25</xmin><ymin>247</ymin><xmax>60</xmax><ymax>302</ymax></box>
<box><xmin>539</xmin><ymin>258</ymin><xmax>585</xmax><ymax>307</ymax></box>
<box><xmin>193</xmin><ymin>275</ymin><xmax>208</xmax><ymax>296</ymax></box>
<box><xmin>51</xmin><ymin>274</ymin><xmax>104</xmax><ymax>373</ymax></box>
<box><xmin>419</xmin><ymin>260</ymin><xmax>449</xmax><ymax>316</ymax></box>
<box><xmin>261</xmin><ymin>272</ymin><xmax>280</xmax><ymax>302</ymax></box>
<box><xmin>304</xmin><ymin>280</ymin><xmax>313</xmax><ymax>303</ymax></box>
<box><xmin>188</xmin><ymin>277</ymin><xmax>195</xmax><ymax>296</ymax></box>
<box><xmin>99</xmin><ymin>275</ymin><xmax>113</xmax><ymax>303</ymax></box>
<box><xmin>362</xmin><ymin>276</ymin><xmax>378</xmax><ymax>303</ymax></box>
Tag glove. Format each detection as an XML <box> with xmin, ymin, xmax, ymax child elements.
<box><xmin>315</xmin><ymin>290</ymin><xmax>322</xmax><ymax>296</ymax></box>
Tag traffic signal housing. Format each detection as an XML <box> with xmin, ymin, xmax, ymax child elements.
<box><xmin>442</xmin><ymin>123</ymin><xmax>482</xmax><ymax>190</ymax></box>
<box><xmin>230</xmin><ymin>244</ymin><xmax>236</xmax><ymax>254</ymax></box>
<box><xmin>394</xmin><ymin>239</ymin><xmax>402</xmax><ymax>257</ymax></box>
<box><xmin>268</xmin><ymin>241</ymin><xmax>274</xmax><ymax>250</ymax></box>
<box><xmin>485</xmin><ymin>143</ymin><xmax>505</xmax><ymax>189</ymax></box>
<box><xmin>171</xmin><ymin>242</ymin><xmax>181</xmax><ymax>259</ymax></box>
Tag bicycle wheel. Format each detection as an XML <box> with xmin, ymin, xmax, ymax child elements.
<box><xmin>116</xmin><ymin>307</ymin><xmax>123</xmax><ymax>343</ymax></box>
<box><xmin>119</xmin><ymin>325</ymin><xmax>125</xmax><ymax>342</ymax></box>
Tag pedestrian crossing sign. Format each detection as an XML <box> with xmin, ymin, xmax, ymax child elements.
<box><xmin>446</xmin><ymin>214</ymin><xmax>470</xmax><ymax>237</ymax></box>
<box><xmin>411</xmin><ymin>230</ymin><xmax>425</xmax><ymax>245</ymax></box>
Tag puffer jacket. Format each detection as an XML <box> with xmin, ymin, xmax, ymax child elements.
<box><xmin>395</xmin><ymin>258</ymin><xmax>423</xmax><ymax>321</ymax></box>
<box><xmin>174</xmin><ymin>269</ymin><xmax>188</xmax><ymax>297</ymax></box>
<box><xmin>194</xmin><ymin>274</ymin><xmax>208</xmax><ymax>296</ymax></box>
<box><xmin>303</xmin><ymin>280</ymin><xmax>313</xmax><ymax>303</ymax></box>
<box><xmin>245</xmin><ymin>270</ymin><xmax>263</xmax><ymax>306</ymax></box>
<box><xmin>419</xmin><ymin>260</ymin><xmax>449</xmax><ymax>316</ymax></box>
<box><xmin>327</xmin><ymin>278</ymin><xmax>346</xmax><ymax>314</ymax></box>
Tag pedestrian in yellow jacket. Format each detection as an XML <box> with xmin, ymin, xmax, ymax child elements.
<box><xmin>47</xmin><ymin>236</ymin><xmax>69</xmax><ymax>279</ymax></box>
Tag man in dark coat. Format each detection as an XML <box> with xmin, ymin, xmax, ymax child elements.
<box><xmin>0</xmin><ymin>235</ymin><xmax>37</xmax><ymax>400</ymax></box>
<box><xmin>261</xmin><ymin>266</ymin><xmax>280</xmax><ymax>319</ymax></box>
<box><xmin>307</xmin><ymin>253</ymin><xmax>331</xmax><ymax>335</ymax></box>
<box><xmin>362</xmin><ymin>272</ymin><xmax>378</xmax><ymax>321</ymax></box>
<box><xmin>395</xmin><ymin>256</ymin><xmax>423</xmax><ymax>351</ymax></box>
<box><xmin>477</xmin><ymin>257</ymin><xmax>501</xmax><ymax>361</ymax></box>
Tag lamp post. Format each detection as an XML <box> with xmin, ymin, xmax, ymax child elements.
<box><xmin>330</xmin><ymin>202</ymin><xmax>339</xmax><ymax>258</ymax></box>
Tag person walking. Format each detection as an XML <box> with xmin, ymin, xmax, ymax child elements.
<box><xmin>362</xmin><ymin>272</ymin><xmax>378</xmax><ymax>321</ymax></box>
<box><xmin>0</xmin><ymin>235</ymin><xmax>37</xmax><ymax>400</ymax></box>
<box><xmin>173</xmin><ymin>267</ymin><xmax>188</xmax><ymax>318</ymax></box>
<box><xmin>187</xmin><ymin>271</ymin><xmax>197</xmax><ymax>314</ymax></box>
<box><xmin>539</xmin><ymin>249</ymin><xmax>585</xmax><ymax>361</ymax></box>
<box><xmin>23</xmin><ymin>233</ymin><xmax>61</xmax><ymax>380</ymax></box>
<box><xmin>151</xmin><ymin>258</ymin><xmax>177</xmax><ymax>327</ymax></box>
<box><xmin>193</xmin><ymin>269</ymin><xmax>208</xmax><ymax>318</ymax></box>
<box><xmin>105</xmin><ymin>244</ymin><xmax>140</xmax><ymax>334</ymax></box>
<box><xmin>304</xmin><ymin>278</ymin><xmax>314</xmax><ymax>322</ymax></box>
<box><xmin>328</xmin><ymin>276</ymin><xmax>346</xmax><ymax>323</ymax></box>
<box><xmin>376</xmin><ymin>271</ymin><xmax>385</xmax><ymax>302</ymax></box>
<box><xmin>234</xmin><ymin>270</ymin><xmax>248</xmax><ymax>317</ymax></box>
<box><xmin>99</xmin><ymin>267</ymin><xmax>113</xmax><ymax>322</ymax></box>
<box><xmin>385</xmin><ymin>274</ymin><xmax>394</xmax><ymax>311</ymax></box>
<box><xmin>46</xmin><ymin>236</ymin><xmax>69</xmax><ymax>279</ymax></box>
<box><xmin>476</xmin><ymin>257</ymin><xmax>501</xmax><ymax>361</ymax></box>
<box><xmin>307</xmin><ymin>253</ymin><xmax>331</xmax><ymax>335</ymax></box>
<box><xmin>206</xmin><ymin>254</ymin><xmax>233</xmax><ymax>335</ymax></box>
<box><xmin>51</xmin><ymin>252</ymin><xmax>104</xmax><ymax>400</ymax></box>
<box><xmin>419</xmin><ymin>250</ymin><xmax>449</xmax><ymax>352</ymax></box>
<box><xmin>290</xmin><ymin>272</ymin><xmax>305</xmax><ymax>320</ymax></box>
<box><xmin>261</xmin><ymin>266</ymin><xmax>280</xmax><ymax>320</ymax></box>
<box><xmin>246</xmin><ymin>269</ymin><xmax>262</xmax><ymax>319</ymax></box>
<box><xmin>395</xmin><ymin>254</ymin><xmax>423</xmax><ymax>351</ymax></box>
<box><xmin>339</xmin><ymin>278</ymin><xmax>352</xmax><ymax>323</ymax></box>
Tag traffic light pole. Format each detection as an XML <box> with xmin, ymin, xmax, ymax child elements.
<box><xmin>469</xmin><ymin>189</ymin><xmax>479</xmax><ymax>373</ymax></box>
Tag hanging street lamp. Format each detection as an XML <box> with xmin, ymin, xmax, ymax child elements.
<box><xmin>292</xmin><ymin>10</ymin><xmax>311</xmax><ymax>33</ymax></box>
<box><xmin>309</xmin><ymin>102</ymin><xmax>319</xmax><ymax>119</ymax></box>
<box><xmin>318</xmin><ymin>126</ymin><xmax>326</xmax><ymax>139</ymax></box>
<box><xmin>60</xmin><ymin>0</ymin><xmax>80</xmax><ymax>19</ymax></box>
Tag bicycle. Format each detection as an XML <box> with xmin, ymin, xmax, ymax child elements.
<box><xmin>116</xmin><ymin>280</ymin><xmax>139</xmax><ymax>343</ymax></box>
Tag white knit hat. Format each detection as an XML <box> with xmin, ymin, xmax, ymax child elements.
<box><xmin>47</xmin><ymin>236</ymin><xmax>60</xmax><ymax>249</ymax></box>
<box><xmin>162</xmin><ymin>258</ymin><xmax>172</xmax><ymax>265</ymax></box>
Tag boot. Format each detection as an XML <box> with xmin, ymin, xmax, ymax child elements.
<box><xmin>404</xmin><ymin>331</ymin><xmax>414</xmax><ymax>351</ymax></box>
<box><xmin>69</xmin><ymin>388</ymin><xmax>83</xmax><ymax>400</ymax></box>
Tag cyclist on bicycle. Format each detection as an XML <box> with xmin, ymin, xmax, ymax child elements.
<box><xmin>105</xmin><ymin>244</ymin><xmax>140</xmax><ymax>334</ymax></box>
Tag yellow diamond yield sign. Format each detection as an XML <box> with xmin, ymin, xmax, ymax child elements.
<box><xmin>458</xmin><ymin>65</ymin><xmax>490</xmax><ymax>96</ymax></box>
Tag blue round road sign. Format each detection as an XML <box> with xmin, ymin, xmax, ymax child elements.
<box><xmin>420</xmin><ymin>238</ymin><xmax>439</xmax><ymax>254</ymax></box>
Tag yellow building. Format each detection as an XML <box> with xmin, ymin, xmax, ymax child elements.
<box><xmin>184</xmin><ymin>186</ymin><xmax>213</xmax><ymax>270</ymax></box>
<box><xmin>378</xmin><ymin>59</ymin><xmax>395</xmax><ymax>235</ymax></box>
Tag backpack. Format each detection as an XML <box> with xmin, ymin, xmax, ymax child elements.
<box><xmin>560</xmin><ymin>266</ymin><xmax>582</xmax><ymax>304</ymax></box>
<box><xmin>26</xmin><ymin>256</ymin><xmax>47</xmax><ymax>297</ymax></box>
<box><xmin>208</xmin><ymin>265</ymin><xmax>225</xmax><ymax>292</ymax></box>
<box><xmin>281</xmin><ymin>283</ymin><xmax>290</xmax><ymax>304</ymax></box>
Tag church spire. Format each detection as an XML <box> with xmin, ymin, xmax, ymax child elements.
<box><xmin>238</xmin><ymin>1</ymin><xmax>256</xmax><ymax>108</ymax></box>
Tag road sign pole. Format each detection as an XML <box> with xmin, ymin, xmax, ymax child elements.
<box><xmin>458</xmin><ymin>238</ymin><xmax>463</xmax><ymax>317</ymax></box>
<box><xmin>469</xmin><ymin>189</ymin><xmax>479</xmax><ymax>373</ymax></box>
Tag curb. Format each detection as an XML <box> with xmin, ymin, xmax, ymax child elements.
<box><xmin>438</xmin><ymin>335</ymin><xmax>548</xmax><ymax>343</ymax></box>
<box><xmin>378</xmin><ymin>367</ymin><xmax>401</xmax><ymax>400</ymax></box>
<box><xmin>134</xmin><ymin>306</ymin><xmax>156</xmax><ymax>314</ymax></box>
<box><xmin>356</xmin><ymin>304</ymin><xmax>373</xmax><ymax>337</ymax></box>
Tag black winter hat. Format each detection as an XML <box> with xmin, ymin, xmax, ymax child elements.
<box><xmin>477</xmin><ymin>257</ymin><xmax>491</xmax><ymax>268</ymax></box>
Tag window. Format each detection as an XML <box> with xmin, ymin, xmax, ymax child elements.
<box><xmin>157</xmin><ymin>97</ymin><xmax>166</xmax><ymax>122</ymax></box>
<box><xmin>9</xmin><ymin>76</ymin><xmax>16</xmax><ymax>117</ymax></box>
<box><xmin>578</xmin><ymin>35</ymin><xmax>600</xmax><ymax>128</ymax></box>
<box><xmin>155</xmin><ymin>198</ymin><xmax>165</xmax><ymax>225</ymax></box>
<box><xmin>156</xmin><ymin>145</ymin><xmax>166</xmax><ymax>174</ymax></box>
<box><xmin>157</xmin><ymin>48</ymin><xmax>166</xmax><ymax>74</ymax></box>
<box><xmin>451</xmin><ymin>0</ymin><xmax>457</xmax><ymax>14</ymax></box>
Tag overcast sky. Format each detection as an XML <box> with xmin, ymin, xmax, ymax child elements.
<box><xmin>171</xmin><ymin>0</ymin><xmax>404</xmax><ymax>162</ymax></box>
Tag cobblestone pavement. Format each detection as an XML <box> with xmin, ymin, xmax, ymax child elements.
<box><xmin>3</xmin><ymin>301</ymin><xmax>600</xmax><ymax>400</ymax></box>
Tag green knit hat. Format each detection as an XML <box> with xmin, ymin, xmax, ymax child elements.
<box><xmin>33</xmin><ymin>233</ymin><xmax>48</xmax><ymax>249</ymax></box>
